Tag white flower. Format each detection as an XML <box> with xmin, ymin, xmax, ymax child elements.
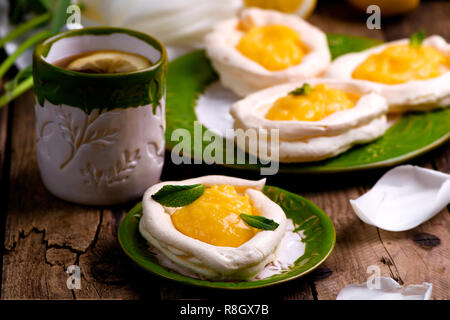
<box><xmin>79</xmin><ymin>0</ymin><xmax>241</xmax><ymax>47</ymax></box>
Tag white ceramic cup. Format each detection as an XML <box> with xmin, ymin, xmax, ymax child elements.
<box><xmin>33</xmin><ymin>28</ymin><xmax>167</xmax><ymax>205</ymax></box>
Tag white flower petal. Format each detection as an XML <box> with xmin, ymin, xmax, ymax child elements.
<box><xmin>350</xmin><ymin>165</ymin><xmax>450</xmax><ymax>231</ymax></box>
<box><xmin>337</xmin><ymin>277</ymin><xmax>432</xmax><ymax>300</ymax></box>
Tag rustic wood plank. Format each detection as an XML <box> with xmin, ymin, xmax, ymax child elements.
<box><xmin>1</xmin><ymin>91</ymin><xmax>96</xmax><ymax>299</ymax></box>
<box><xmin>159</xmin><ymin>274</ymin><xmax>313</xmax><ymax>300</ymax></box>
<box><xmin>383</xmin><ymin>1</ymin><xmax>450</xmax><ymax>41</ymax></box>
<box><xmin>294</xmin><ymin>153</ymin><xmax>449</xmax><ymax>299</ymax></box>
<box><xmin>75</xmin><ymin>208</ymin><xmax>161</xmax><ymax>300</ymax></box>
<box><xmin>0</xmin><ymin>91</ymin><xmax>158</xmax><ymax>299</ymax></box>
<box><xmin>288</xmin><ymin>177</ymin><xmax>400</xmax><ymax>300</ymax></box>
<box><xmin>2</xmin><ymin>230</ymin><xmax>74</xmax><ymax>299</ymax></box>
<box><xmin>375</xmin><ymin>144</ymin><xmax>449</xmax><ymax>300</ymax></box>
<box><xmin>377</xmin><ymin>211</ymin><xmax>449</xmax><ymax>299</ymax></box>
<box><xmin>0</xmin><ymin>79</ymin><xmax>10</xmax><ymax>296</ymax></box>
<box><xmin>0</xmin><ymin>97</ymin><xmax>7</xmax><ymax>180</ymax></box>
<box><xmin>432</xmin><ymin>143</ymin><xmax>450</xmax><ymax>174</ymax></box>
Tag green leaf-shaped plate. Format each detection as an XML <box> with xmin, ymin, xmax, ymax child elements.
<box><xmin>118</xmin><ymin>185</ymin><xmax>336</xmax><ymax>289</ymax></box>
<box><xmin>165</xmin><ymin>34</ymin><xmax>450</xmax><ymax>173</ymax></box>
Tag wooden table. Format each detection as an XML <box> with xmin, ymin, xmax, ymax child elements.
<box><xmin>1</xmin><ymin>1</ymin><xmax>449</xmax><ymax>300</ymax></box>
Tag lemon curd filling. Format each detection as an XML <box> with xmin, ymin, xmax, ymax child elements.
<box><xmin>352</xmin><ymin>44</ymin><xmax>449</xmax><ymax>84</ymax></box>
<box><xmin>236</xmin><ymin>25</ymin><xmax>308</xmax><ymax>71</ymax></box>
<box><xmin>265</xmin><ymin>84</ymin><xmax>359</xmax><ymax>122</ymax></box>
<box><xmin>170</xmin><ymin>185</ymin><xmax>258</xmax><ymax>248</ymax></box>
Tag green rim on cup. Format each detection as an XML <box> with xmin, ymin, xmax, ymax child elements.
<box><xmin>33</xmin><ymin>27</ymin><xmax>167</xmax><ymax>113</ymax></box>
<box><xmin>118</xmin><ymin>185</ymin><xmax>336</xmax><ymax>289</ymax></box>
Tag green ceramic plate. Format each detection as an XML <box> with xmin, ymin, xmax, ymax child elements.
<box><xmin>118</xmin><ymin>185</ymin><xmax>336</xmax><ymax>289</ymax></box>
<box><xmin>165</xmin><ymin>34</ymin><xmax>450</xmax><ymax>173</ymax></box>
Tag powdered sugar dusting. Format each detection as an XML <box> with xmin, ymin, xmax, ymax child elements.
<box><xmin>253</xmin><ymin>219</ymin><xmax>305</xmax><ymax>280</ymax></box>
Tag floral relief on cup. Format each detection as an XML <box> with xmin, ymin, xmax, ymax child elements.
<box><xmin>57</xmin><ymin>108</ymin><xmax>120</xmax><ymax>169</ymax></box>
<box><xmin>81</xmin><ymin>148</ymin><xmax>141</xmax><ymax>186</ymax></box>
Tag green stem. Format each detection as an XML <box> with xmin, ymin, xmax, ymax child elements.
<box><xmin>0</xmin><ymin>76</ymin><xmax>34</xmax><ymax>108</ymax></box>
<box><xmin>0</xmin><ymin>12</ymin><xmax>52</xmax><ymax>49</ymax></box>
<box><xmin>0</xmin><ymin>30</ymin><xmax>51</xmax><ymax>79</ymax></box>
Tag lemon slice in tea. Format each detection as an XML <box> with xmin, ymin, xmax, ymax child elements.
<box><xmin>66</xmin><ymin>50</ymin><xmax>152</xmax><ymax>74</ymax></box>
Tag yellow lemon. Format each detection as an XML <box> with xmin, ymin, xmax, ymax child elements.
<box><xmin>66</xmin><ymin>50</ymin><xmax>152</xmax><ymax>74</ymax></box>
<box><xmin>244</xmin><ymin>0</ymin><xmax>317</xmax><ymax>18</ymax></box>
<box><xmin>346</xmin><ymin>0</ymin><xmax>420</xmax><ymax>16</ymax></box>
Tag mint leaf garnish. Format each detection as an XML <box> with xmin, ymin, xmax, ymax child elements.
<box><xmin>240</xmin><ymin>214</ymin><xmax>279</xmax><ymax>231</ymax></box>
<box><xmin>410</xmin><ymin>31</ymin><xmax>426</xmax><ymax>49</ymax></box>
<box><xmin>289</xmin><ymin>83</ymin><xmax>314</xmax><ymax>96</ymax></box>
<box><xmin>151</xmin><ymin>184</ymin><xmax>205</xmax><ymax>207</ymax></box>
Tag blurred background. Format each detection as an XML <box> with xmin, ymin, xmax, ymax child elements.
<box><xmin>1</xmin><ymin>0</ymin><xmax>445</xmax><ymax>69</ymax></box>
